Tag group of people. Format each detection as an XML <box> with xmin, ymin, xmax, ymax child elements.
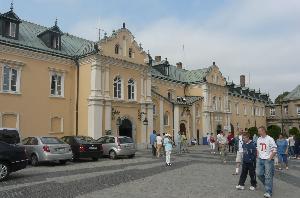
<box><xmin>208</xmin><ymin>127</ymin><xmax>284</xmax><ymax>197</ymax></box>
<box><xmin>149</xmin><ymin>131</ymin><xmax>191</xmax><ymax>166</ymax></box>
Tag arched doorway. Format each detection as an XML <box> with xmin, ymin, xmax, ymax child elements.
<box><xmin>119</xmin><ymin>119</ymin><xmax>132</xmax><ymax>138</ymax></box>
<box><xmin>217</xmin><ymin>124</ymin><xmax>222</xmax><ymax>134</ymax></box>
<box><xmin>180</xmin><ymin>123</ymin><xmax>186</xmax><ymax>135</ymax></box>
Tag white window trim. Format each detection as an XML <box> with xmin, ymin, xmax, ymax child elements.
<box><xmin>113</xmin><ymin>75</ymin><xmax>124</xmax><ymax>100</ymax></box>
<box><xmin>297</xmin><ymin>107</ymin><xmax>300</xmax><ymax>116</ymax></box>
<box><xmin>1</xmin><ymin>64</ymin><xmax>22</xmax><ymax>94</ymax></box>
<box><xmin>49</xmin><ymin>116</ymin><xmax>64</xmax><ymax>134</ymax></box>
<box><xmin>0</xmin><ymin>112</ymin><xmax>20</xmax><ymax>129</ymax></box>
<box><xmin>127</xmin><ymin>78</ymin><xmax>136</xmax><ymax>101</ymax></box>
<box><xmin>49</xmin><ymin>70</ymin><xmax>65</xmax><ymax>98</ymax></box>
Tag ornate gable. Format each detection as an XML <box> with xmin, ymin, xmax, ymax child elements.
<box><xmin>205</xmin><ymin>62</ymin><xmax>226</xmax><ymax>86</ymax></box>
<box><xmin>99</xmin><ymin>23</ymin><xmax>147</xmax><ymax>65</ymax></box>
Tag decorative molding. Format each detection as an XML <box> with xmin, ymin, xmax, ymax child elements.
<box><xmin>0</xmin><ymin>58</ymin><xmax>25</xmax><ymax>67</ymax></box>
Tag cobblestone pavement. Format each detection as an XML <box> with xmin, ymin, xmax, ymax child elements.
<box><xmin>1</xmin><ymin>146</ymin><xmax>299</xmax><ymax>198</ymax></box>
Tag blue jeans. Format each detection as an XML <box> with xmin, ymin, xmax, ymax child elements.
<box><xmin>257</xmin><ymin>158</ymin><xmax>275</xmax><ymax>195</ymax></box>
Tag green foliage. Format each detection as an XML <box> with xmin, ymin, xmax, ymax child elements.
<box><xmin>267</xmin><ymin>125</ymin><xmax>281</xmax><ymax>139</ymax></box>
<box><xmin>248</xmin><ymin>127</ymin><xmax>258</xmax><ymax>138</ymax></box>
<box><xmin>274</xmin><ymin>91</ymin><xmax>289</xmax><ymax>104</ymax></box>
<box><xmin>289</xmin><ymin>127</ymin><xmax>300</xmax><ymax>136</ymax></box>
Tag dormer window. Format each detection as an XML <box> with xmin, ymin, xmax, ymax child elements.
<box><xmin>165</xmin><ymin>65</ymin><xmax>169</xmax><ymax>76</ymax></box>
<box><xmin>51</xmin><ymin>35</ymin><xmax>60</xmax><ymax>49</ymax></box>
<box><xmin>38</xmin><ymin>19</ymin><xmax>63</xmax><ymax>50</ymax></box>
<box><xmin>5</xmin><ymin>21</ymin><xmax>16</xmax><ymax>38</ymax></box>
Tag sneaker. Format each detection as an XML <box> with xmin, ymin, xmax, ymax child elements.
<box><xmin>236</xmin><ymin>185</ymin><xmax>245</xmax><ymax>190</ymax></box>
<box><xmin>264</xmin><ymin>193</ymin><xmax>271</xmax><ymax>198</ymax></box>
<box><xmin>249</xmin><ymin>186</ymin><xmax>256</xmax><ymax>191</ymax></box>
<box><xmin>232</xmin><ymin>172</ymin><xmax>238</xmax><ymax>175</ymax></box>
<box><xmin>286</xmin><ymin>167</ymin><xmax>289</xmax><ymax>170</ymax></box>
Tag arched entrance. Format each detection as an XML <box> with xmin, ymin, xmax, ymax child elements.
<box><xmin>217</xmin><ymin>124</ymin><xmax>222</xmax><ymax>134</ymax></box>
<box><xmin>180</xmin><ymin>123</ymin><xmax>186</xmax><ymax>135</ymax></box>
<box><xmin>119</xmin><ymin>119</ymin><xmax>132</xmax><ymax>138</ymax></box>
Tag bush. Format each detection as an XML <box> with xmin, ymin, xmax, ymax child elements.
<box><xmin>289</xmin><ymin>127</ymin><xmax>300</xmax><ymax>136</ymax></box>
<box><xmin>267</xmin><ymin>125</ymin><xmax>281</xmax><ymax>140</ymax></box>
<box><xmin>248</xmin><ymin>127</ymin><xmax>258</xmax><ymax>139</ymax></box>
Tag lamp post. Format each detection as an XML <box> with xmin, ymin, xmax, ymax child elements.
<box><xmin>116</xmin><ymin>117</ymin><xmax>122</xmax><ymax>136</ymax></box>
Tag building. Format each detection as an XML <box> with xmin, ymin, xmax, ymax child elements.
<box><xmin>0</xmin><ymin>5</ymin><xmax>270</xmax><ymax>148</ymax></box>
<box><xmin>266</xmin><ymin>85</ymin><xmax>300</xmax><ymax>133</ymax></box>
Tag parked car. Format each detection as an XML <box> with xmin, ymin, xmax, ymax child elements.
<box><xmin>97</xmin><ymin>136</ymin><xmax>136</xmax><ymax>159</ymax></box>
<box><xmin>0</xmin><ymin>128</ymin><xmax>27</xmax><ymax>181</ymax></box>
<box><xmin>22</xmin><ymin>136</ymin><xmax>72</xmax><ymax>166</ymax></box>
<box><xmin>61</xmin><ymin>136</ymin><xmax>103</xmax><ymax>161</ymax></box>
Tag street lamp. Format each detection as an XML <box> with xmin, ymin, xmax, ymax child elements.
<box><xmin>116</xmin><ymin>117</ymin><xmax>122</xmax><ymax>136</ymax></box>
<box><xmin>143</xmin><ymin>117</ymin><xmax>149</xmax><ymax>126</ymax></box>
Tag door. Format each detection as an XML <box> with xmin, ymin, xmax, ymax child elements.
<box><xmin>119</xmin><ymin>119</ymin><xmax>133</xmax><ymax>138</ymax></box>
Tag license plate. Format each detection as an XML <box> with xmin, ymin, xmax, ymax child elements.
<box><xmin>56</xmin><ymin>148</ymin><xmax>65</xmax><ymax>152</ymax></box>
<box><xmin>89</xmin><ymin>147</ymin><xmax>97</xmax><ymax>150</ymax></box>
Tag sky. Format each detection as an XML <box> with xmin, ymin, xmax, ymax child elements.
<box><xmin>1</xmin><ymin>0</ymin><xmax>299</xmax><ymax>100</ymax></box>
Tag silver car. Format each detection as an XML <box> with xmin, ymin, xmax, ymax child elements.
<box><xmin>22</xmin><ymin>136</ymin><xmax>72</xmax><ymax>166</ymax></box>
<box><xmin>97</xmin><ymin>136</ymin><xmax>136</xmax><ymax>159</ymax></box>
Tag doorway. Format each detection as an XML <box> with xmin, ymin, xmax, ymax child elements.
<box><xmin>119</xmin><ymin>119</ymin><xmax>132</xmax><ymax>138</ymax></box>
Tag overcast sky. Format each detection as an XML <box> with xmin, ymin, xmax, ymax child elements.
<box><xmin>1</xmin><ymin>0</ymin><xmax>299</xmax><ymax>100</ymax></box>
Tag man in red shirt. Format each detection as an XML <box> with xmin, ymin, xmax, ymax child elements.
<box><xmin>227</xmin><ymin>132</ymin><xmax>235</xmax><ymax>153</ymax></box>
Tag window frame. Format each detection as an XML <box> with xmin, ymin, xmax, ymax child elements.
<box><xmin>127</xmin><ymin>78</ymin><xmax>136</xmax><ymax>101</ymax></box>
<box><xmin>297</xmin><ymin>107</ymin><xmax>300</xmax><ymax>116</ymax></box>
<box><xmin>1</xmin><ymin>65</ymin><xmax>21</xmax><ymax>94</ymax></box>
<box><xmin>115</xmin><ymin>44</ymin><xmax>119</xmax><ymax>54</ymax></box>
<box><xmin>163</xmin><ymin>112</ymin><xmax>169</xmax><ymax>126</ymax></box>
<box><xmin>113</xmin><ymin>76</ymin><xmax>123</xmax><ymax>99</ymax></box>
<box><xmin>270</xmin><ymin>108</ymin><xmax>275</xmax><ymax>116</ymax></box>
<box><xmin>49</xmin><ymin>71</ymin><xmax>64</xmax><ymax>97</ymax></box>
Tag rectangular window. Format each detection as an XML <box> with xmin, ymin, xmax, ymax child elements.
<box><xmin>284</xmin><ymin>106</ymin><xmax>288</xmax><ymax>115</ymax></box>
<box><xmin>50</xmin><ymin>72</ymin><xmax>64</xmax><ymax>97</ymax></box>
<box><xmin>2</xmin><ymin>65</ymin><xmax>19</xmax><ymax>93</ymax></box>
<box><xmin>9</xmin><ymin>22</ymin><xmax>16</xmax><ymax>38</ymax></box>
<box><xmin>270</xmin><ymin>108</ymin><xmax>275</xmax><ymax>116</ymax></box>
<box><xmin>153</xmin><ymin>105</ymin><xmax>156</xmax><ymax>115</ymax></box>
<box><xmin>297</xmin><ymin>107</ymin><xmax>300</xmax><ymax>116</ymax></box>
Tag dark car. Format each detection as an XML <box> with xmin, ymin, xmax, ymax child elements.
<box><xmin>0</xmin><ymin>128</ymin><xmax>27</xmax><ymax>181</ymax></box>
<box><xmin>61</xmin><ymin>136</ymin><xmax>103</xmax><ymax>161</ymax></box>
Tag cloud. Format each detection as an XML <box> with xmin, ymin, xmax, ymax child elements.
<box><xmin>68</xmin><ymin>0</ymin><xmax>300</xmax><ymax>100</ymax></box>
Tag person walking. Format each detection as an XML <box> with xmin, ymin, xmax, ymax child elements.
<box><xmin>219</xmin><ymin>131</ymin><xmax>228</xmax><ymax>164</ymax></box>
<box><xmin>156</xmin><ymin>134</ymin><xmax>163</xmax><ymax>158</ymax></box>
<box><xmin>162</xmin><ymin>133</ymin><xmax>166</xmax><ymax>156</ymax></box>
<box><xmin>288</xmin><ymin>134</ymin><xmax>295</xmax><ymax>159</ymax></box>
<box><xmin>256</xmin><ymin>126</ymin><xmax>277</xmax><ymax>198</ymax></box>
<box><xmin>209</xmin><ymin>133</ymin><xmax>216</xmax><ymax>154</ymax></box>
<box><xmin>233</xmin><ymin>130</ymin><xmax>244</xmax><ymax>175</ymax></box>
<box><xmin>150</xmin><ymin>130</ymin><xmax>157</xmax><ymax>156</ymax></box>
<box><xmin>206</xmin><ymin>133</ymin><xmax>211</xmax><ymax>146</ymax></box>
<box><xmin>227</xmin><ymin>132</ymin><xmax>235</xmax><ymax>153</ymax></box>
<box><xmin>276</xmin><ymin>134</ymin><xmax>289</xmax><ymax>170</ymax></box>
<box><xmin>181</xmin><ymin>133</ymin><xmax>189</xmax><ymax>153</ymax></box>
<box><xmin>236</xmin><ymin>132</ymin><xmax>257</xmax><ymax>191</ymax></box>
<box><xmin>176</xmin><ymin>132</ymin><xmax>182</xmax><ymax>154</ymax></box>
<box><xmin>164</xmin><ymin>134</ymin><xmax>173</xmax><ymax>166</ymax></box>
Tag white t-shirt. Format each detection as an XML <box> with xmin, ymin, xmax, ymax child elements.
<box><xmin>257</xmin><ymin>135</ymin><xmax>277</xmax><ymax>159</ymax></box>
<box><xmin>156</xmin><ymin>136</ymin><xmax>163</xmax><ymax>145</ymax></box>
<box><xmin>238</xmin><ymin>135</ymin><xmax>244</xmax><ymax>152</ymax></box>
<box><xmin>289</xmin><ymin>137</ymin><xmax>295</xmax><ymax>146</ymax></box>
<box><xmin>217</xmin><ymin>134</ymin><xmax>222</xmax><ymax>143</ymax></box>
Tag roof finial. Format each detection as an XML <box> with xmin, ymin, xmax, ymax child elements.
<box><xmin>10</xmin><ymin>0</ymin><xmax>14</xmax><ymax>11</ymax></box>
<box><xmin>55</xmin><ymin>18</ymin><xmax>58</xmax><ymax>26</ymax></box>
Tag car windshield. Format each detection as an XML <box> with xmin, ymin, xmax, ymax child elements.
<box><xmin>75</xmin><ymin>136</ymin><xmax>96</xmax><ymax>144</ymax></box>
<box><xmin>0</xmin><ymin>129</ymin><xmax>20</xmax><ymax>144</ymax></box>
<box><xmin>119</xmin><ymin>137</ymin><xmax>133</xmax><ymax>144</ymax></box>
<box><xmin>41</xmin><ymin>137</ymin><xmax>64</xmax><ymax>144</ymax></box>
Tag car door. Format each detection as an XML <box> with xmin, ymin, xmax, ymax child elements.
<box><xmin>22</xmin><ymin>137</ymin><xmax>33</xmax><ymax>157</ymax></box>
<box><xmin>106</xmin><ymin>137</ymin><xmax>116</xmax><ymax>153</ymax></box>
<box><xmin>98</xmin><ymin>137</ymin><xmax>108</xmax><ymax>155</ymax></box>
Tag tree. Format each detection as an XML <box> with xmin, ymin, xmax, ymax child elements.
<box><xmin>267</xmin><ymin>125</ymin><xmax>281</xmax><ymax>140</ymax></box>
<box><xmin>275</xmin><ymin>91</ymin><xmax>289</xmax><ymax>104</ymax></box>
<box><xmin>289</xmin><ymin>127</ymin><xmax>300</xmax><ymax>136</ymax></box>
<box><xmin>248</xmin><ymin>127</ymin><xmax>258</xmax><ymax>139</ymax></box>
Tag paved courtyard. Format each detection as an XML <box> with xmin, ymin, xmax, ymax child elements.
<box><xmin>1</xmin><ymin>146</ymin><xmax>299</xmax><ymax>198</ymax></box>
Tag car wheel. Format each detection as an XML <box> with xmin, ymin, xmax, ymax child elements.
<box><xmin>92</xmin><ymin>157</ymin><xmax>98</xmax><ymax>161</ymax></box>
<box><xmin>31</xmin><ymin>154</ymin><xmax>39</xmax><ymax>166</ymax></box>
<box><xmin>128</xmin><ymin>154</ymin><xmax>135</xmax><ymax>159</ymax></box>
<box><xmin>59</xmin><ymin>160</ymin><xmax>67</xmax><ymax>165</ymax></box>
<box><xmin>109</xmin><ymin>150</ymin><xmax>117</xmax><ymax>160</ymax></box>
<box><xmin>71</xmin><ymin>153</ymin><xmax>78</xmax><ymax>162</ymax></box>
<box><xmin>0</xmin><ymin>162</ymin><xmax>9</xmax><ymax>182</ymax></box>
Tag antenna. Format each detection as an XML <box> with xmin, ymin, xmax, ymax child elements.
<box><xmin>182</xmin><ymin>44</ymin><xmax>186</xmax><ymax>69</ymax></box>
<box><xmin>96</xmin><ymin>17</ymin><xmax>105</xmax><ymax>41</ymax></box>
<box><xmin>248</xmin><ymin>72</ymin><xmax>250</xmax><ymax>86</ymax></box>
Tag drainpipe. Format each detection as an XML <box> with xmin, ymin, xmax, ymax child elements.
<box><xmin>74</xmin><ymin>56</ymin><xmax>80</xmax><ymax>136</ymax></box>
<box><xmin>172</xmin><ymin>102</ymin><xmax>175</xmax><ymax>139</ymax></box>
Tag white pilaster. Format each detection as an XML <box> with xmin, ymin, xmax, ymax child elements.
<box><xmin>146</xmin><ymin>73</ymin><xmax>152</xmax><ymax>102</ymax></box>
<box><xmin>104</xmin><ymin>101</ymin><xmax>112</xmax><ymax>132</ymax></box>
<box><xmin>140</xmin><ymin>104</ymin><xmax>147</xmax><ymax>148</ymax></box>
<box><xmin>104</xmin><ymin>65</ymin><xmax>110</xmax><ymax>99</ymax></box>
<box><xmin>174</xmin><ymin>105</ymin><xmax>180</xmax><ymax>143</ymax></box>
<box><xmin>192</xmin><ymin>104</ymin><xmax>196</xmax><ymax>139</ymax></box>
<box><xmin>147</xmin><ymin>104</ymin><xmax>153</xmax><ymax>143</ymax></box>
<box><xmin>90</xmin><ymin>54</ymin><xmax>103</xmax><ymax>98</ymax></box>
<box><xmin>140</xmin><ymin>73</ymin><xmax>145</xmax><ymax>103</ymax></box>
<box><xmin>159</xmin><ymin>98</ymin><xmax>164</xmax><ymax>133</ymax></box>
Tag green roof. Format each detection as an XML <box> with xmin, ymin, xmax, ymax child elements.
<box><xmin>0</xmin><ymin>20</ymin><xmax>95</xmax><ymax>58</ymax></box>
<box><xmin>283</xmin><ymin>85</ymin><xmax>300</xmax><ymax>101</ymax></box>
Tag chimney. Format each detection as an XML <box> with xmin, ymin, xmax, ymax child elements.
<box><xmin>176</xmin><ymin>62</ymin><xmax>183</xmax><ymax>69</ymax></box>
<box><xmin>155</xmin><ymin>56</ymin><xmax>161</xmax><ymax>62</ymax></box>
<box><xmin>240</xmin><ymin>75</ymin><xmax>245</xmax><ymax>87</ymax></box>
<box><xmin>122</xmin><ymin>22</ymin><xmax>126</xmax><ymax>29</ymax></box>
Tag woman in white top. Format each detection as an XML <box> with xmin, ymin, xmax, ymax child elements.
<box><xmin>156</xmin><ymin>134</ymin><xmax>163</xmax><ymax>157</ymax></box>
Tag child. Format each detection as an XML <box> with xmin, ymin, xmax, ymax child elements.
<box><xmin>164</xmin><ymin>134</ymin><xmax>173</xmax><ymax>166</ymax></box>
<box><xmin>236</xmin><ymin>133</ymin><xmax>257</xmax><ymax>191</ymax></box>
<box><xmin>276</xmin><ymin>134</ymin><xmax>289</xmax><ymax>170</ymax></box>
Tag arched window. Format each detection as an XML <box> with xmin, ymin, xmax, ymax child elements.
<box><xmin>128</xmin><ymin>79</ymin><xmax>135</xmax><ymax>100</ymax></box>
<box><xmin>167</xmin><ymin>92</ymin><xmax>172</xmax><ymax>100</ymax></box>
<box><xmin>115</xmin><ymin>44</ymin><xmax>119</xmax><ymax>54</ymax></box>
<box><xmin>164</xmin><ymin>112</ymin><xmax>169</xmax><ymax>126</ymax></box>
<box><xmin>113</xmin><ymin>76</ymin><xmax>122</xmax><ymax>98</ymax></box>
